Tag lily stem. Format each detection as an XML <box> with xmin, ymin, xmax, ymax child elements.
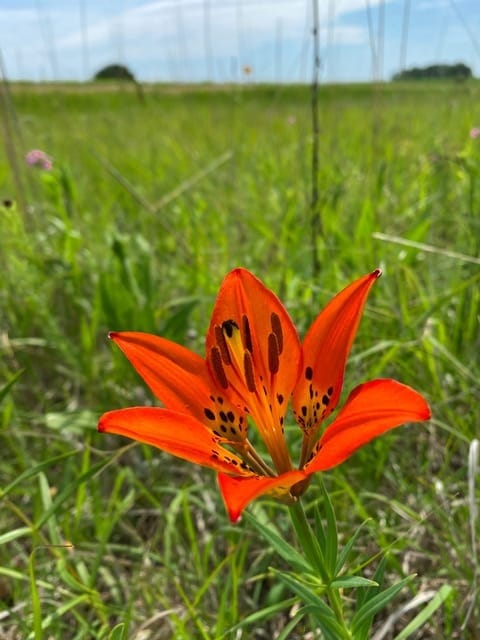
<box><xmin>289</xmin><ymin>501</ymin><xmax>351</xmax><ymax>639</ymax></box>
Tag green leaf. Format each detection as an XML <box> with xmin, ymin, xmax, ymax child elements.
<box><xmin>26</xmin><ymin>594</ymin><xmax>90</xmax><ymax>639</ymax></box>
<box><xmin>356</xmin><ymin>555</ymin><xmax>387</xmax><ymax>610</ymax></box>
<box><xmin>243</xmin><ymin>511</ymin><xmax>311</xmax><ymax>572</ymax></box>
<box><xmin>351</xmin><ymin>575</ymin><xmax>414</xmax><ymax>635</ymax></box>
<box><xmin>45</xmin><ymin>410</ymin><xmax>99</xmax><ymax>435</ymax></box>
<box><xmin>288</xmin><ymin>502</ymin><xmax>329</xmax><ymax>580</ymax></box>
<box><xmin>296</xmin><ymin>604</ymin><xmax>350</xmax><ymax>639</ymax></box>
<box><xmin>319</xmin><ymin>481</ymin><xmax>338</xmax><ymax>576</ymax></box>
<box><xmin>271</xmin><ymin>568</ymin><xmax>329</xmax><ymax>610</ymax></box>
<box><xmin>159</xmin><ymin>297</ymin><xmax>199</xmax><ymax>343</ymax></box>
<box><xmin>335</xmin><ymin>519</ymin><xmax>371</xmax><ymax>575</ymax></box>
<box><xmin>0</xmin><ymin>451</ymin><xmax>77</xmax><ymax>499</ymax></box>
<box><xmin>275</xmin><ymin>607</ymin><xmax>308</xmax><ymax>640</ymax></box>
<box><xmin>109</xmin><ymin>623</ymin><xmax>127</xmax><ymax>640</ymax></box>
<box><xmin>271</xmin><ymin>569</ymin><xmax>349</xmax><ymax>638</ymax></box>
<box><xmin>35</xmin><ymin>458</ymin><xmax>112</xmax><ymax>529</ymax></box>
<box><xmin>220</xmin><ymin>597</ymin><xmax>297</xmax><ymax>637</ymax></box>
<box><xmin>29</xmin><ymin>550</ymin><xmax>42</xmax><ymax>640</ymax></box>
<box><xmin>0</xmin><ymin>526</ymin><xmax>31</xmax><ymax>545</ymax></box>
<box><xmin>330</xmin><ymin>576</ymin><xmax>378</xmax><ymax>589</ymax></box>
<box><xmin>313</xmin><ymin>499</ymin><xmax>327</xmax><ymax>551</ymax></box>
<box><xmin>0</xmin><ymin>369</ymin><xmax>23</xmax><ymax>405</ymax></box>
<box><xmin>277</xmin><ymin>605</ymin><xmax>345</xmax><ymax>640</ymax></box>
<box><xmin>393</xmin><ymin>585</ymin><xmax>454</xmax><ymax>640</ymax></box>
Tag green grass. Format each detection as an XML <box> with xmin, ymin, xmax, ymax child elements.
<box><xmin>1</xmin><ymin>79</ymin><xmax>479</xmax><ymax>638</ymax></box>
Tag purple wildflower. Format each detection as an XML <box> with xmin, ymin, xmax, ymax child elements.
<box><xmin>25</xmin><ymin>149</ymin><xmax>53</xmax><ymax>171</ymax></box>
<box><xmin>469</xmin><ymin>127</ymin><xmax>480</xmax><ymax>140</ymax></box>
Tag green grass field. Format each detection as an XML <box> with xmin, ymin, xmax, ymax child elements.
<box><xmin>1</xmin><ymin>79</ymin><xmax>479</xmax><ymax>638</ymax></box>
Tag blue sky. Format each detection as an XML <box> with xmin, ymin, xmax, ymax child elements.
<box><xmin>1</xmin><ymin>0</ymin><xmax>479</xmax><ymax>83</ymax></box>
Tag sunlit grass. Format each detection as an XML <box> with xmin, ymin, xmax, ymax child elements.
<box><xmin>0</xmin><ymin>80</ymin><xmax>479</xmax><ymax>638</ymax></box>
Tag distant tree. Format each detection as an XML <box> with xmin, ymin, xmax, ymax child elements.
<box><xmin>93</xmin><ymin>64</ymin><xmax>136</xmax><ymax>82</ymax></box>
<box><xmin>392</xmin><ymin>63</ymin><xmax>473</xmax><ymax>81</ymax></box>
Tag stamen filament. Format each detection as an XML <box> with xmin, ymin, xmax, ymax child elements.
<box><xmin>299</xmin><ymin>427</ymin><xmax>320</xmax><ymax>469</ymax></box>
<box><xmin>237</xmin><ymin>439</ymin><xmax>276</xmax><ymax>477</ymax></box>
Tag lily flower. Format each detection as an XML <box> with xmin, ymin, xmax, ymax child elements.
<box><xmin>98</xmin><ymin>268</ymin><xmax>431</xmax><ymax>522</ymax></box>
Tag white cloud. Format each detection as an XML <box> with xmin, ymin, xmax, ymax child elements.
<box><xmin>57</xmin><ymin>0</ymin><xmax>390</xmax><ymax>51</ymax></box>
<box><xmin>3</xmin><ymin>0</ymin><xmax>477</xmax><ymax>83</ymax></box>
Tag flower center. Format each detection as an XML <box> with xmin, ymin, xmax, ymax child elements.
<box><xmin>208</xmin><ymin>316</ymin><xmax>293</xmax><ymax>475</ymax></box>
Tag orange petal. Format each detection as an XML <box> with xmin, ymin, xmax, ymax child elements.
<box><xmin>305</xmin><ymin>379</ymin><xmax>431</xmax><ymax>472</ymax></box>
<box><xmin>217</xmin><ymin>469</ymin><xmax>307</xmax><ymax>523</ymax></box>
<box><xmin>98</xmin><ymin>407</ymin><xmax>253</xmax><ymax>476</ymax></box>
<box><xmin>109</xmin><ymin>332</ymin><xmax>247</xmax><ymax>442</ymax></box>
<box><xmin>110</xmin><ymin>331</ymin><xmax>211</xmax><ymax>411</ymax></box>
<box><xmin>292</xmin><ymin>270</ymin><xmax>381</xmax><ymax>433</ymax></box>
<box><xmin>206</xmin><ymin>268</ymin><xmax>301</xmax><ymax>407</ymax></box>
<box><xmin>205</xmin><ymin>269</ymin><xmax>301</xmax><ymax>473</ymax></box>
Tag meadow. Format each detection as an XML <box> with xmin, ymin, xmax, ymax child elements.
<box><xmin>0</xmin><ymin>79</ymin><xmax>479</xmax><ymax>638</ymax></box>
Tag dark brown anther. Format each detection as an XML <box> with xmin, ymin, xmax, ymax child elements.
<box><xmin>243</xmin><ymin>350</ymin><xmax>257</xmax><ymax>392</ymax></box>
<box><xmin>270</xmin><ymin>312</ymin><xmax>283</xmax><ymax>353</ymax></box>
<box><xmin>210</xmin><ymin>346</ymin><xmax>229</xmax><ymax>388</ymax></box>
<box><xmin>242</xmin><ymin>315</ymin><xmax>253</xmax><ymax>353</ymax></box>
<box><xmin>222</xmin><ymin>319</ymin><xmax>238</xmax><ymax>338</ymax></box>
<box><xmin>268</xmin><ymin>333</ymin><xmax>280</xmax><ymax>374</ymax></box>
<box><xmin>215</xmin><ymin>325</ymin><xmax>231</xmax><ymax>364</ymax></box>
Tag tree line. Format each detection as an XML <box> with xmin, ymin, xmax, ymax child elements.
<box><xmin>393</xmin><ymin>63</ymin><xmax>473</xmax><ymax>81</ymax></box>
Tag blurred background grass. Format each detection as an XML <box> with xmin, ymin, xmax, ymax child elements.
<box><xmin>0</xmin><ymin>79</ymin><xmax>479</xmax><ymax>638</ymax></box>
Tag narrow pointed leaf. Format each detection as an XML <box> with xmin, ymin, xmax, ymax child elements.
<box><xmin>351</xmin><ymin>575</ymin><xmax>414</xmax><ymax>634</ymax></box>
<box><xmin>335</xmin><ymin>519</ymin><xmax>370</xmax><ymax>574</ymax></box>
<box><xmin>0</xmin><ymin>369</ymin><xmax>23</xmax><ymax>405</ymax></box>
<box><xmin>393</xmin><ymin>585</ymin><xmax>454</xmax><ymax>640</ymax></box>
<box><xmin>242</xmin><ymin>511</ymin><xmax>311</xmax><ymax>573</ymax></box>
<box><xmin>330</xmin><ymin>576</ymin><xmax>378</xmax><ymax>589</ymax></box>
<box><xmin>320</xmin><ymin>480</ymin><xmax>338</xmax><ymax>576</ymax></box>
<box><xmin>224</xmin><ymin>597</ymin><xmax>297</xmax><ymax>636</ymax></box>
<box><xmin>271</xmin><ymin>569</ymin><xmax>329</xmax><ymax>611</ymax></box>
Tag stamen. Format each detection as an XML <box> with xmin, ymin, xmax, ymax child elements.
<box><xmin>242</xmin><ymin>314</ymin><xmax>253</xmax><ymax>353</ymax></box>
<box><xmin>215</xmin><ymin>325</ymin><xmax>231</xmax><ymax>364</ymax></box>
<box><xmin>210</xmin><ymin>346</ymin><xmax>228</xmax><ymax>389</ymax></box>
<box><xmin>243</xmin><ymin>351</ymin><xmax>257</xmax><ymax>392</ymax></box>
<box><xmin>218</xmin><ymin>313</ymin><xmax>292</xmax><ymax>475</ymax></box>
<box><xmin>222</xmin><ymin>319</ymin><xmax>238</xmax><ymax>338</ymax></box>
<box><xmin>270</xmin><ymin>312</ymin><xmax>283</xmax><ymax>353</ymax></box>
<box><xmin>268</xmin><ymin>333</ymin><xmax>280</xmax><ymax>374</ymax></box>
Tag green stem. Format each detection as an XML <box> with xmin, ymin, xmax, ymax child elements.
<box><xmin>289</xmin><ymin>501</ymin><xmax>351</xmax><ymax>639</ymax></box>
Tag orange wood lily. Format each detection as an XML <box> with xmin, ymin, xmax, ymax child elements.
<box><xmin>98</xmin><ymin>268</ymin><xmax>431</xmax><ymax>522</ymax></box>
